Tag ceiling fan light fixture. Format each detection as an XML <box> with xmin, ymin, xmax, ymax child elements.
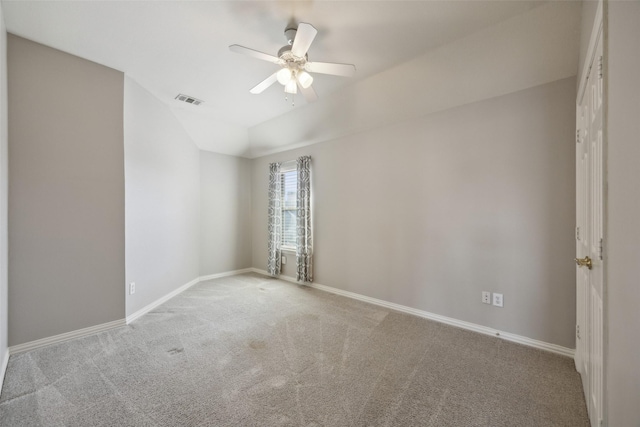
<box><xmin>230</xmin><ymin>21</ymin><xmax>356</xmax><ymax>103</ymax></box>
<box><xmin>297</xmin><ymin>71</ymin><xmax>313</xmax><ymax>89</ymax></box>
<box><xmin>277</xmin><ymin>68</ymin><xmax>292</xmax><ymax>85</ymax></box>
<box><xmin>284</xmin><ymin>79</ymin><xmax>298</xmax><ymax>94</ymax></box>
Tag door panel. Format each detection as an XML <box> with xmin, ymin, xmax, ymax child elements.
<box><xmin>576</xmin><ymin>28</ymin><xmax>604</xmax><ymax>427</ymax></box>
<box><xmin>576</xmin><ymin>94</ymin><xmax>590</xmax><ymax>395</ymax></box>
<box><xmin>587</xmin><ymin>35</ymin><xmax>604</xmax><ymax>427</ymax></box>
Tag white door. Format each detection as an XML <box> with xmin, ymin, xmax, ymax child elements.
<box><xmin>575</xmin><ymin>26</ymin><xmax>604</xmax><ymax>427</ymax></box>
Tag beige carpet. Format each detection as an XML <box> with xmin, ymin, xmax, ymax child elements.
<box><xmin>0</xmin><ymin>273</ymin><xmax>589</xmax><ymax>426</ymax></box>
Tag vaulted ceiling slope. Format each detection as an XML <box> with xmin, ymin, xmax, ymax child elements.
<box><xmin>2</xmin><ymin>1</ymin><xmax>580</xmax><ymax>158</ymax></box>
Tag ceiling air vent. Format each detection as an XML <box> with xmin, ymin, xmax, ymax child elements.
<box><xmin>175</xmin><ymin>94</ymin><xmax>203</xmax><ymax>106</ymax></box>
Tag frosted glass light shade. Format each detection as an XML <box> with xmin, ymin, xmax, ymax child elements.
<box><xmin>284</xmin><ymin>79</ymin><xmax>298</xmax><ymax>94</ymax></box>
<box><xmin>297</xmin><ymin>71</ymin><xmax>313</xmax><ymax>89</ymax></box>
<box><xmin>277</xmin><ymin>68</ymin><xmax>292</xmax><ymax>85</ymax></box>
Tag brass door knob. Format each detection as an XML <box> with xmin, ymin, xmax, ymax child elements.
<box><xmin>575</xmin><ymin>256</ymin><xmax>592</xmax><ymax>270</ymax></box>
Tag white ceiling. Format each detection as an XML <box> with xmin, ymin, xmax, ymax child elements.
<box><xmin>1</xmin><ymin>1</ymin><xmax>580</xmax><ymax>158</ymax></box>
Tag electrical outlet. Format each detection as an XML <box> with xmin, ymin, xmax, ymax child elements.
<box><xmin>130</xmin><ymin>282</ymin><xmax>136</xmax><ymax>295</ymax></box>
<box><xmin>492</xmin><ymin>293</ymin><xmax>503</xmax><ymax>307</ymax></box>
<box><xmin>281</xmin><ymin>256</ymin><xmax>287</xmax><ymax>265</ymax></box>
<box><xmin>482</xmin><ymin>291</ymin><xmax>491</xmax><ymax>304</ymax></box>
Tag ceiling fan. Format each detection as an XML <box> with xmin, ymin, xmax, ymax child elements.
<box><xmin>229</xmin><ymin>22</ymin><xmax>356</xmax><ymax>105</ymax></box>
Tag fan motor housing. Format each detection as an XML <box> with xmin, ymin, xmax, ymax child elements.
<box><xmin>278</xmin><ymin>45</ymin><xmax>308</xmax><ymax>70</ymax></box>
<box><xmin>277</xmin><ymin>45</ymin><xmax>292</xmax><ymax>58</ymax></box>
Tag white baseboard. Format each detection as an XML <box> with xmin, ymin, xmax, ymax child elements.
<box><xmin>126</xmin><ymin>277</ymin><xmax>200</xmax><ymax>324</ymax></box>
<box><xmin>126</xmin><ymin>268</ymin><xmax>253</xmax><ymax>324</ymax></box>
<box><xmin>5</xmin><ymin>267</ymin><xmax>574</xmax><ymax>360</ymax></box>
<box><xmin>199</xmin><ymin>268</ymin><xmax>253</xmax><ymax>282</ymax></box>
<box><xmin>4</xmin><ymin>268</ymin><xmax>255</xmax><ymax>358</ymax></box>
<box><xmin>250</xmin><ymin>268</ymin><xmax>575</xmax><ymax>358</ymax></box>
<box><xmin>9</xmin><ymin>319</ymin><xmax>126</xmax><ymax>355</ymax></box>
<box><xmin>0</xmin><ymin>347</ymin><xmax>9</xmax><ymax>394</ymax></box>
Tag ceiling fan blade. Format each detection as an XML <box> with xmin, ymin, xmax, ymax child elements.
<box><xmin>306</xmin><ymin>61</ymin><xmax>356</xmax><ymax>77</ymax></box>
<box><xmin>291</xmin><ymin>23</ymin><xmax>318</xmax><ymax>58</ymax></box>
<box><xmin>229</xmin><ymin>44</ymin><xmax>281</xmax><ymax>64</ymax></box>
<box><xmin>250</xmin><ymin>72</ymin><xmax>278</xmax><ymax>94</ymax></box>
<box><xmin>298</xmin><ymin>83</ymin><xmax>318</xmax><ymax>103</ymax></box>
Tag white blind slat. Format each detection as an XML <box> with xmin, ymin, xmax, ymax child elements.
<box><xmin>281</xmin><ymin>170</ymin><xmax>297</xmax><ymax>248</ymax></box>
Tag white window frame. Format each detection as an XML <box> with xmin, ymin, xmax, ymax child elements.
<box><xmin>280</xmin><ymin>161</ymin><xmax>297</xmax><ymax>252</ymax></box>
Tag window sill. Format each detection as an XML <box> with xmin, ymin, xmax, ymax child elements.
<box><xmin>281</xmin><ymin>247</ymin><xmax>296</xmax><ymax>254</ymax></box>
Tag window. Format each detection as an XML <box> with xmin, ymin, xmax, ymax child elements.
<box><xmin>268</xmin><ymin>156</ymin><xmax>311</xmax><ymax>280</ymax></box>
<box><xmin>281</xmin><ymin>169</ymin><xmax>297</xmax><ymax>250</ymax></box>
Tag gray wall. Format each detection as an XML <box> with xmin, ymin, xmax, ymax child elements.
<box><xmin>7</xmin><ymin>35</ymin><xmax>125</xmax><ymax>346</ymax></box>
<box><xmin>0</xmin><ymin>5</ymin><xmax>8</xmax><ymax>364</ymax></box>
<box><xmin>252</xmin><ymin>77</ymin><xmax>577</xmax><ymax>348</ymax></box>
<box><xmin>124</xmin><ymin>77</ymin><xmax>200</xmax><ymax>317</ymax></box>
<box><xmin>200</xmin><ymin>151</ymin><xmax>251</xmax><ymax>276</ymax></box>
<box><xmin>605</xmin><ymin>2</ymin><xmax>640</xmax><ymax>424</ymax></box>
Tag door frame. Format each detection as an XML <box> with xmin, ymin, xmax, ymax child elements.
<box><xmin>576</xmin><ymin>1</ymin><xmax>607</xmax><ymax>425</ymax></box>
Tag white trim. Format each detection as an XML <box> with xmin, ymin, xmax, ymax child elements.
<box><xmin>0</xmin><ymin>348</ymin><xmax>9</xmax><ymax>395</ymax></box>
<box><xmin>577</xmin><ymin>0</ymin><xmax>603</xmax><ymax>104</ymax></box>
<box><xmin>126</xmin><ymin>277</ymin><xmax>200</xmax><ymax>324</ymax></box>
<box><xmin>199</xmin><ymin>268</ymin><xmax>253</xmax><ymax>283</ymax></box>
<box><xmin>250</xmin><ymin>268</ymin><xmax>574</xmax><ymax>358</ymax></box>
<box><xmin>9</xmin><ymin>319</ymin><xmax>126</xmax><ymax>355</ymax></box>
<box><xmin>3</xmin><ymin>269</ymin><xmax>255</xmax><ymax>358</ymax></box>
<box><xmin>4</xmin><ymin>267</ymin><xmax>574</xmax><ymax>359</ymax></box>
<box><xmin>126</xmin><ymin>269</ymin><xmax>253</xmax><ymax>324</ymax></box>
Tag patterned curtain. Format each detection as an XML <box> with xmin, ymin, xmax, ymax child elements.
<box><xmin>296</xmin><ymin>156</ymin><xmax>313</xmax><ymax>282</ymax></box>
<box><xmin>267</xmin><ymin>162</ymin><xmax>282</xmax><ymax>276</ymax></box>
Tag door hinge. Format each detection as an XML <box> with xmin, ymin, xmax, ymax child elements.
<box><xmin>598</xmin><ymin>55</ymin><xmax>603</xmax><ymax>79</ymax></box>
<box><xmin>599</xmin><ymin>238</ymin><xmax>604</xmax><ymax>260</ymax></box>
<box><xmin>576</xmin><ymin>129</ymin><xmax>580</xmax><ymax>144</ymax></box>
<box><xmin>576</xmin><ymin>324</ymin><xmax>581</xmax><ymax>340</ymax></box>
<box><xmin>576</xmin><ymin>227</ymin><xmax>581</xmax><ymax>241</ymax></box>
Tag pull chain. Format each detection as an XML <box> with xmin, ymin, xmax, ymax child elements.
<box><xmin>284</xmin><ymin>92</ymin><xmax>295</xmax><ymax>107</ymax></box>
